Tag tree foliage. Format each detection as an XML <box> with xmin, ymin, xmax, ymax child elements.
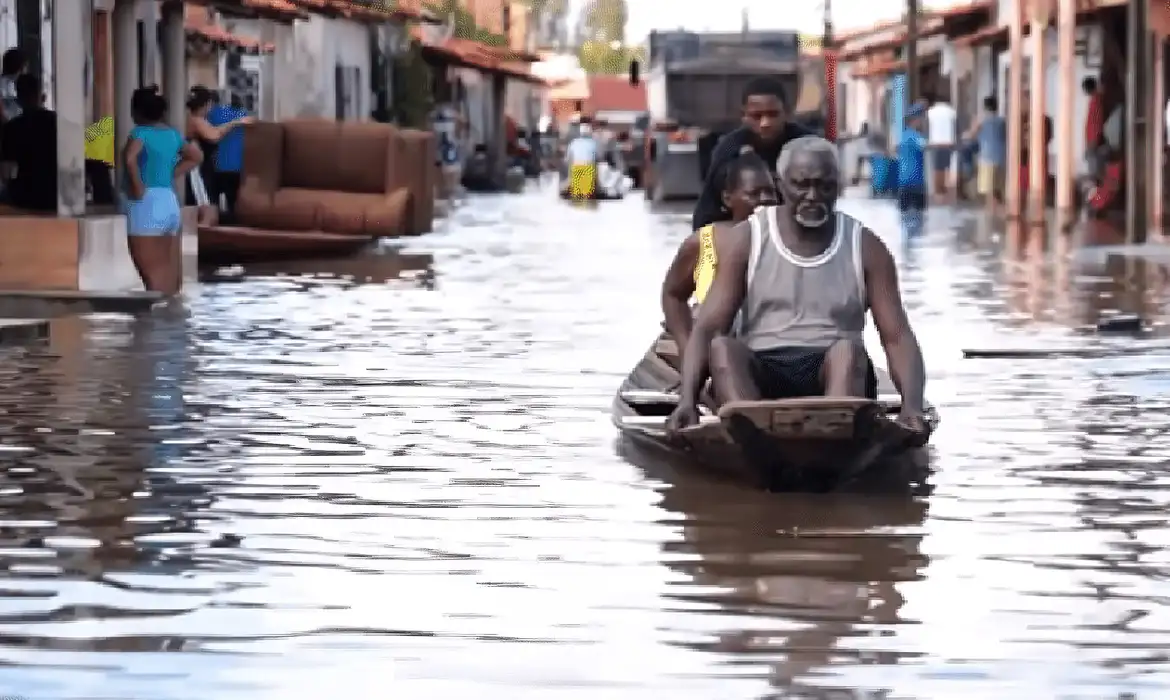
<box><xmin>425</xmin><ymin>0</ymin><xmax>507</xmax><ymax>47</ymax></box>
<box><xmin>580</xmin><ymin>0</ymin><xmax>627</xmax><ymax>43</ymax></box>
<box><xmin>577</xmin><ymin>40</ymin><xmax>643</xmax><ymax>76</ymax></box>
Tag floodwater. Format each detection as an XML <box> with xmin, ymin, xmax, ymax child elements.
<box><xmin>1</xmin><ymin>183</ymin><xmax>1169</xmax><ymax>699</ymax></box>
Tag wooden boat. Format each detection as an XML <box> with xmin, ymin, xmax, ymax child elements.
<box><xmin>612</xmin><ymin>334</ymin><xmax>939</xmax><ymax>491</ymax></box>
<box><xmin>197</xmin><ymin>226</ymin><xmax>374</xmax><ymax>265</ymax></box>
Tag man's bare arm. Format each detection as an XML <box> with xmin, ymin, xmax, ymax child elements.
<box><xmin>863</xmin><ymin>229</ymin><xmax>926</xmax><ymax>412</ymax></box>
<box><xmin>677</xmin><ymin>222</ymin><xmax>751</xmax><ymax>406</ymax></box>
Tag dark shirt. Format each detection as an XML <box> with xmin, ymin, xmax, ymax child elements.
<box><xmin>690</xmin><ymin>122</ymin><xmax>813</xmax><ymax>231</ymax></box>
<box><xmin>1</xmin><ymin>107</ymin><xmax>57</xmax><ymax>211</ymax></box>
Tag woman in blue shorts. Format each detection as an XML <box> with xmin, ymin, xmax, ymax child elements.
<box><xmin>122</xmin><ymin>87</ymin><xmax>201</xmax><ymax>295</ymax></box>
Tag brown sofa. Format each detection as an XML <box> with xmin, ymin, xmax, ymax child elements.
<box><xmin>219</xmin><ymin>119</ymin><xmax>435</xmax><ymax>239</ymax></box>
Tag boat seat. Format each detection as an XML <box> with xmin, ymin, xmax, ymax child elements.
<box><xmin>620</xmin><ymin>389</ymin><xmax>678</xmax><ymax>405</ymax></box>
<box><xmin>619</xmin><ymin>414</ymin><xmax>719</xmax><ymax>429</ymax></box>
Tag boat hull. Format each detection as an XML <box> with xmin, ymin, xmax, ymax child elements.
<box><xmin>198</xmin><ymin>226</ymin><xmax>374</xmax><ymax>265</ymax></box>
<box><xmin>612</xmin><ymin>334</ymin><xmax>937</xmax><ymax>491</ymax></box>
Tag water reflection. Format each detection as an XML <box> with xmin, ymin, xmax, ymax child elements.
<box><xmin>624</xmin><ymin>438</ymin><xmax>928</xmax><ymax>697</ymax></box>
<box><xmin>0</xmin><ymin>191</ymin><xmax>1167</xmax><ymax>697</ymax></box>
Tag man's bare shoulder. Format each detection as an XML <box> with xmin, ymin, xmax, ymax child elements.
<box><xmin>855</xmin><ymin>220</ymin><xmax>893</xmax><ymax>267</ymax></box>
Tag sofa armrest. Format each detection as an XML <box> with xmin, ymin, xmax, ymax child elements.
<box><xmin>365</xmin><ymin>188</ymin><xmax>412</xmax><ymax>237</ymax></box>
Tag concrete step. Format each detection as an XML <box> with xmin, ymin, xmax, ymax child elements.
<box><xmin>0</xmin><ymin>290</ymin><xmax>162</xmax><ymax>318</ymax></box>
<box><xmin>0</xmin><ymin>318</ymin><xmax>49</xmax><ymax>345</ymax></box>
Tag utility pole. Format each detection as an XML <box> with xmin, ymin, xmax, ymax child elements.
<box><xmin>905</xmin><ymin>0</ymin><xmax>919</xmax><ymax>105</ymax></box>
<box><xmin>823</xmin><ymin>0</ymin><xmax>837</xmax><ymax>141</ymax></box>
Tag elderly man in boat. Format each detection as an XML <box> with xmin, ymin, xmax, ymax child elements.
<box><xmin>666</xmin><ymin>136</ymin><xmax>931</xmax><ymax>441</ymax></box>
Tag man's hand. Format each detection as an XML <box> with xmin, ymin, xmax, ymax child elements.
<box><xmin>127</xmin><ymin>180</ymin><xmax>145</xmax><ymax>201</ymax></box>
<box><xmin>895</xmin><ymin>408</ymin><xmax>932</xmax><ymax>447</ymax></box>
<box><xmin>665</xmin><ymin>401</ymin><xmax>700</xmax><ymax>436</ymax></box>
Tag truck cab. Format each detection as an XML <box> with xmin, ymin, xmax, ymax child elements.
<box><xmin>638</xmin><ymin>30</ymin><xmax>806</xmax><ymax>202</ymax></box>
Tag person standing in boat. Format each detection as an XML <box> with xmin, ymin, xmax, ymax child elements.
<box><xmin>691</xmin><ymin>77</ymin><xmax>813</xmax><ymax>231</ymax></box>
<box><xmin>666</xmin><ymin>136</ymin><xmax>930</xmax><ymax>441</ymax></box>
<box><xmin>661</xmin><ymin>152</ymin><xmax>777</xmax><ymax>360</ymax></box>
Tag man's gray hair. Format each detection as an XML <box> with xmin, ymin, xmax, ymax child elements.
<box><xmin>776</xmin><ymin>135</ymin><xmax>839</xmax><ymax>175</ymax></box>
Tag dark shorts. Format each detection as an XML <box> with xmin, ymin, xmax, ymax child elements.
<box><xmin>897</xmin><ymin>187</ymin><xmax>927</xmax><ymax>211</ymax></box>
<box><xmin>931</xmin><ymin>147</ymin><xmax>953</xmax><ymax>172</ymax></box>
<box><xmin>750</xmin><ymin>346</ymin><xmax>878</xmax><ymax>400</ymax></box>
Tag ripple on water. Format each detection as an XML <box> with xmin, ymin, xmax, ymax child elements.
<box><xmin>0</xmin><ymin>191</ymin><xmax>1166</xmax><ymax>698</ymax></box>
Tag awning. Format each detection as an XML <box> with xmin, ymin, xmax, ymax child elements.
<box><xmin>418</xmin><ymin>36</ymin><xmax>547</xmax><ymax>84</ymax></box>
<box><xmin>952</xmin><ymin>25</ymin><xmax>1008</xmax><ymax>47</ymax></box>
<box><xmin>186</xmin><ymin>5</ymin><xmax>273</xmax><ymax>53</ymax></box>
<box><xmin>285</xmin><ymin>0</ymin><xmax>430</xmax><ymax>23</ymax></box>
<box><xmin>181</xmin><ymin>0</ymin><xmax>308</xmax><ymax>22</ymax></box>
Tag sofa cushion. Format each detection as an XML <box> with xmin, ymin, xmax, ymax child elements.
<box><xmin>332</xmin><ymin>123</ymin><xmax>395</xmax><ymax>194</ymax></box>
<box><xmin>239</xmin><ymin>188</ymin><xmax>321</xmax><ymax>231</ymax></box>
<box><xmin>281</xmin><ymin>120</ymin><xmax>341</xmax><ymax>190</ymax></box>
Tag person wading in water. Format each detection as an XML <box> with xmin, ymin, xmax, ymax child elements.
<box><xmin>661</xmin><ymin>152</ymin><xmax>777</xmax><ymax>362</ymax></box>
<box><xmin>666</xmin><ymin>136</ymin><xmax>931</xmax><ymax>442</ymax></box>
<box><xmin>122</xmin><ymin>88</ymin><xmax>202</xmax><ymax>295</ymax></box>
<box><xmin>691</xmin><ymin>76</ymin><xmax>813</xmax><ymax>231</ymax></box>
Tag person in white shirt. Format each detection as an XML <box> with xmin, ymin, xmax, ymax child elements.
<box><xmin>926</xmin><ymin>93</ymin><xmax>957</xmax><ymax>201</ymax></box>
<box><xmin>564</xmin><ymin>121</ymin><xmax>600</xmax><ymax>198</ymax></box>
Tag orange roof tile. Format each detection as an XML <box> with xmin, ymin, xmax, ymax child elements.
<box><xmin>412</xmin><ymin>29</ymin><xmax>548</xmax><ymax>84</ymax></box>
<box><xmin>287</xmin><ymin>0</ymin><xmax>427</xmax><ymax>22</ymax></box>
<box><xmin>583</xmin><ymin>75</ymin><xmax>646</xmax><ymax>114</ymax></box>
<box><xmin>185</xmin><ymin>4</ymin><xmax>275</xmax><ymax>51</ymax></box>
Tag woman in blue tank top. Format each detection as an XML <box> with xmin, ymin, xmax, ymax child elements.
<box><xmin>122</xmin><ymin>87</ymin><xmax>201</xmax><ymax>295</ymax></box>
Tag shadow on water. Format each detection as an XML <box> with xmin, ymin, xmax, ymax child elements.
<box><xmin>0</xmin><ymin>189</ymin><xmax>1169</xmax><ymax>697</ymax></box>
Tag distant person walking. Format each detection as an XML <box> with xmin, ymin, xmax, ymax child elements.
<box><xmin>926</xmin><ymin>93</ymin><xmax>957</xmax><ymax>202</ymax></box>
<box><xmin>964</xmin><ymin>96</ymin><xmax>1007</xmax><ymax>212</ymax></box>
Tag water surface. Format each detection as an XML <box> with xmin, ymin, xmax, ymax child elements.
<box><xmin>0</xmin><ymin>185</ymin><xmax>1168</xmax><ymax>699</ymax></box>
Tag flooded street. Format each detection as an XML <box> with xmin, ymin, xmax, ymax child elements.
<box><xmin>2</xmin><ymin>183</ymin><xmax>1170</xmax><ymax>698</ymax></box>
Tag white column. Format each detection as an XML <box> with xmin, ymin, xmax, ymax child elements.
<box><xmin>141</xmin><ymin>0</ymin><xmax>159</xmax><ymax>87</ymax></box>
<box><xmin>112</xmin><ymin>0</ymin><xmax>140</xmax><ymax>182</ymax></box>
<box><xmin>160</xmin><ymin>0</ymin><xmax>185</xmax><ymax>132</ymax></box>
<box><xmin>260</xmin><ymin>21</ymin><xmax>277</xmax><ymax>120</ymax></box>
<box><xmin>53</xmin><ymin>0</ymin><xmax>87</xmax><ymax>216</ymax></box>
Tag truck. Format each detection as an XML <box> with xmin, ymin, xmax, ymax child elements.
<box><xmin>636</xmin><ymin>30</ymin><xmax>827</xmax><ymax>201</ymax></box>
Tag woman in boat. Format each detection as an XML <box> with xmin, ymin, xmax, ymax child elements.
<box><xmin>123</xmin><ymin>87</ymin><xmax>202</xmax><ymax>295</ymax></box>
<box><xmin>661</xmin><ymin>152</ymin><xmax>777</xmax><ymax>360</ymax></box>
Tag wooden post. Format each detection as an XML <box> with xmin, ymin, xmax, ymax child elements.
<box><xmin>1126</xmin><ymin>0</ymin><xmax>1150</xmax><ymax>243</ymax></box>
<box><xmin>1153</xmin><ymin>39</ymin><xmax>1165</xmax><ymax>233</ymax></box>
<box><xmin>1006</xmin><ymin>0</ymin><xmax>1024</xmax><ymax>219</ymax></box>
<box><xmin>906</xmin><ymin>0</ymin><xmax>919</xmax><ymax>104</ymax></box>
<box><xmin>1027</xmin><ymin>0</ymin><xmax>1047</xmax><ymax>225</ymax></box>
<box><xmin>1055</xmin><ymin>0</ymin><xmax>1076</xmax><ymax>229</ymax></box>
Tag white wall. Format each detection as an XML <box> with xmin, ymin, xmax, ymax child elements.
<box><xmin>0</xmin><ymin>0</ymin><xmax>15</xmax><ymax>52</ymax></box>
<box><xmin>269</xmin><ymin>15</ymin><xmax>371</xmax><ymax>120</ymax></box>
<box><xmin>998</xmin><ymin>24</ymin><xmax>1099</xmax><ymax>174</ymax></box>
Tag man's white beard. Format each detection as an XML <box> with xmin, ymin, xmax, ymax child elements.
<box><xmin>793</xmin><ymin>202</ymin><xmax>831</xmax><ymax>228</ymax></box>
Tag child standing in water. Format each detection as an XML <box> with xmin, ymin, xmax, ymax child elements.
<box><xmin>122</xmin><ymin>88</ymin><xmax>201</xmax><ymax>295</ymax></box>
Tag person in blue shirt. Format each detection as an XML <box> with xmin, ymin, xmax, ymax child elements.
<box><xmin>122</xmin><ymin>87</ymin><xmax>202</xmax><ymax>295</ymax></box>
<box><xmin>897</xmin><ymin>104</ymin><xmax>929</xmax><ymax>213</ymax></box>
<box><xmin>206</xmin><ymin>95</ymin><xmax>250</xmax><ymax>219</ymax></box>
<box><xmin>963</xmin><ymin>96</ymin><xmax>1007</xmax><ymax>213</ymax></box>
